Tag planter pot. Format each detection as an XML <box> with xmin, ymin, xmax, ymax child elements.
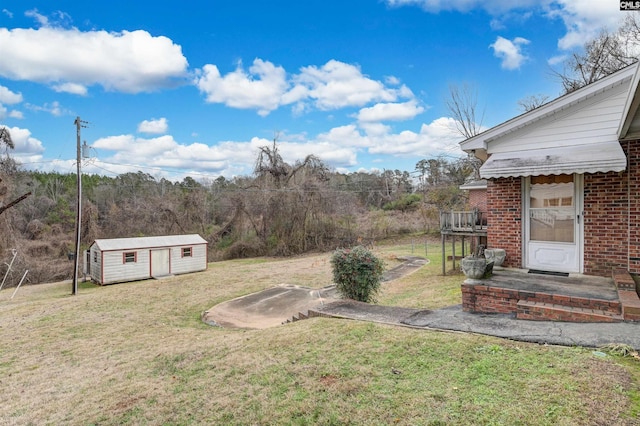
<box><xmin>461</xmin><ymin>256</ymin><xmax>489</xmax><ymax>279</ymax></box>
<box><xmin>484</xmin><ymin>248</ymin><xmax>506</xmax><ymax>267</ymax></box>
<box><xmin>484</xmin><ymin>261</ymin><xmax>494</xmax><ymax>278</ymax></box>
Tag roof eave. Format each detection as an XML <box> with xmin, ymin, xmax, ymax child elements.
<box><xmin>618</xmin><ymin>61</ymin><xmax>640</xmax><ymax>140</ymax></box>
<box><xmin>460</xmin><ymin>63</ymin><xmax>639</xmax><ymax>150</ymax></box>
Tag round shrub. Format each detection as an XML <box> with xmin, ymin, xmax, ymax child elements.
<box><xmin>330</xmin><ymin>245</ymin><xmax>384</xmax><ymax>303</ymax></box>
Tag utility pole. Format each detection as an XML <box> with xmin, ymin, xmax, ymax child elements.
<box><xmin>73</xmin><ymin>116</ymin><xmax>88</xmax><ymax>295</ymax></box>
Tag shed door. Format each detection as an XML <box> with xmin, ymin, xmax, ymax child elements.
<box><xmin>151</xmin><ymin>249</ymin><xmax>170</xmax><ymax>277</ymax></box>
<box><xmin>524</xmin><ymin>175</ymin><xmax>583</xmax><ymax>273</ymax></box>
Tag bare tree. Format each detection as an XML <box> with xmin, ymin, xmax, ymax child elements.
<box><xmin>555</xmin><ymin>14</ymin><xmax>640</xmax><ymax>94</ymax></box>
<box><xmin>254</xmin><ymin>136</ymin><xmax>289</xmax><ymax>188</ymax></box>
<box><xmin>0</xmin><ymin>127</ymin><xmax>31</xmax><ymax>217</ymax></box>
<box><xmin>517</xmin><ymin>94</ymin><xmax>550</xmax><ymax>112</ymax></box>
<box><xmin>0</xmin><ymin>126</ymin><xmax>14</xmax><ymax>150</ymax></box>
<box><xmin>446</xmin><ymin>83</ymin><xmax>485</xmax><ymax>139</ymax></box>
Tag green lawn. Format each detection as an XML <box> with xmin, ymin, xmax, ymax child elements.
<box><xmin>0</xmin><ymin>242</ymin><xmax>639</xmax><ymax>425</ymax></box>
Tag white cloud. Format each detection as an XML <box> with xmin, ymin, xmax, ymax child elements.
<box><xmin>547</xmin><ymin>54</ymin><xmax>567</xmax><ymax>66</ymax></box>
<box><xmin>356</xmin><ymin>101</ymin><xmax>425</xmax><ymax>122</ymax></box>
<box><xmin>27</xmin><ymin>101</ymin><xmax>68</xmax><ymax>117</ymax></box>
<box><xmin>52</xmin><ymin>82</ymin><xmax>88</xmax><ymax>96</ymax></box>
<box><xmin>385</xmin><ymin>0</ymin><xmax>540</xmax><ymax>14</ymax></box>
<box><xmin>195</xmin><ymin>59</ymin><xmax>291</xmax><ymax>116</ymax></box>
<box><xmin>79</xmin><ymin>112</ymin><xmax>468</xmax><ymax>178</ymax></box>
<box><xmin>8</xmin><ymin>110</ymin><xmax>23</xmax><ymax>119</ymax></box>
<box><xmin>367</xmin><ymin>117</ymin><xmax>464</xmax><ymax>156</ymax></box>
<box><xmin>92</xmin><ymin>134</ymin><xmax>239</xmax><ymax>175</ymax></box>
<box><xmin>3</xmin><ymin>126</ymin><xmax>45</xmax><ymax>155</ymax></box>
<box><xmin>315</xmin><ymin>125</ymin><xmax>371</xmax><ymax>148</ymax></box>
<box><xmin>138</xmin><ymin>118</ymin><xmax>169</xmax><ymax>135</ymax></box>
<box><xmin>195</xmin><ymin>58</ymin><xmax>413</xmax><ymax>116</ymax></box>
<box><xmin>24</xmin><ymin>9</ymin><xmax>49</xmax><ymax>26</ymax></box>
<box><xmin>294</xmin><ymin>60</ymin><xmax>406</xmax><ymax>110</ymax></box>
<box><xmin>490</xmin><ymin>36</ymin><xmax>530</xmax><ymax>70</ymax></box>
<box><xmin>0</xmin><ymin>27</ymin><xmax>188</xmax><ymax>93</ymax></box>
<box><xmin>547</xmin><ymin>0</ymin><xmax>621</xmax><ymax>50</ymax></box>
<box><xmin>0</xmin><ymin>85</ymin><xmax>22</xmax><ymax>104</ymax></box>
<box><xmin>387</xmin><ymin>0</ymin><xmax>626</xmax><ymax>54</ymax></box>
<box><xmin>2</xmin><ymin>9</ymin><xmax>13</xmax><ymax>19</ymax></box>
<box><xmin>385</xmin><ymin>76</ymin><xmax>401</xmax><ymax>85</ymax></box>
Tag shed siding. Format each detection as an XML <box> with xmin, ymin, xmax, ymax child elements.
<box><xmin>89</xmin><ymin>245</ymin><xmax>102</xmax><ymax>283</ymax></box>
<box><xmin>491</xmin><ymin>84</ymin><xmax>629</xmax><ymax>153</ymax></box>
<box><xmin>170</xmin><ymin>244</ymin><xmax>208</xmax><ymax>275</ymax></box>
<box><xmin>102</xmin><ymin>249</ymin><xmax>151</xmax><ymax>284</ymax></box>
<box><xmin>88</xmin><ymin>235</ymin><xmax>208</xmax><ymax>284</ymax></box>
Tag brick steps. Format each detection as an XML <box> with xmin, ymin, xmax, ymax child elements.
<box><xmin>516</xmin><ymin>300</ymin><xmax>623</xmax><ymax>322</ymax></box>
<box><xmin>619</xmin><ymin>289</ymin><xmax>640</xmax><ymax>321</ymax></box>
<box><xmin>464</xmin><ymin>269</ymin><xmax>640</xmax><ymax>322</ymax></box>
<box><xmin>613</xmin><ymin>270</ymin><xmax>640</xmax><ymax>321</ymax></box>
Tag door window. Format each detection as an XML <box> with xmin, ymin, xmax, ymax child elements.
<box><xmin>529</xmin><ymin>175</ymin><xmax>574</xmax><ymax>243</ymax></box>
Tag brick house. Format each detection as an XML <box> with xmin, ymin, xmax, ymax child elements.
<box><xmin>460</xmin><ymin>62</ymin><xmax>640</xmax><ymax>277</ymax></box>
<box><xmin>459</xmin><ymin>179</ymin><xmax>487</xmax><ymax>215</ymax></box>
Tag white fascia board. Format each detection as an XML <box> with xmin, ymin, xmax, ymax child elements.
<box><xmin>617</xmin><ymin>62</ymin><xmax>640</xmax><ymax>139</ymax></box>
<box><xmin>460</xmin><ymin>63</ymin><xmax>638</xmax><ymax>153</ymax></box>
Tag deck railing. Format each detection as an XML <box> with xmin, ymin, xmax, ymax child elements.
<box><xmin>440</xmin><ymin>210</ymin><xmax>487</xmax><ymax>233</ymax></box>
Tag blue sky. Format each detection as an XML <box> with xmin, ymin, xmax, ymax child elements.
<box><xmin>0</xmin><ymin>0</ymin><xmax>628</xmax><ymax>181</ymax></box>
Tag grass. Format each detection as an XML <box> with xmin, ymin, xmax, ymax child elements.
<box><xmin>0</xmin><ymin>240</ymin><xmax>639</xmax><ymax>425</ymax></box>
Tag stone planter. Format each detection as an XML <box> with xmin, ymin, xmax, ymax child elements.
<box><xmin>461</xmin><ymin>256</ymin><xmax>492</xmax><ymax>280</ymax></box>
<box><xmin>484</xmin><ymin>248</ymin><xmax>506</xmax><ymax>267</ymax></box>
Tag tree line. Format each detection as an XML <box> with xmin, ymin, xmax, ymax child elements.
<box><xmin>0</xmin><ymin>141</ymin><xmax>475</xmax><ymax>285</ymax></box>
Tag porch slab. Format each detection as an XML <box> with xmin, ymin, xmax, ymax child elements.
<box><xmin>477</xmin><ymin>268</ymin><xmax>619</xmax><ymax>301</ymax></box>
<box><xmin>462</xmin><ymin>268</ymin><xmax>625</xmax><ymax>322</ymax></box>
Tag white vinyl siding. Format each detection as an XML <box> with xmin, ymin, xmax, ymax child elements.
<box><xmin>171</xmin><ymin>244</ymin><xmax>207</xmax><ymax>275</ymax></box>
<box><xmin>89</xmin><ymin>246</ymin><xmax>102</xmax><ymax>283</ymax></box>
<box><xmin>491</xmin><ymin>83</ymin><xmax>630</xmax><ymax>154</ymax></box>
<box><xmin>102</xmin><ymin>250</ymin><xmax>150</xmax><ymax>284</ymax></box>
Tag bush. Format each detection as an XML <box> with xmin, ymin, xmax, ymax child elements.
<box><xmin>382</xmin><ymin>193</ymin><xmax>422</xmax><ymax>211</ymax></box>
<box><xmin>330</xmin><ymin>245</ymin><xmax>384</xmax><ymax>303</ymax></box>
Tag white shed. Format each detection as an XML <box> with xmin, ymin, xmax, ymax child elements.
<box><xmin>86</xmin><ymin>234</ymin><xmax>208</xmax><ymax>285</ymax></box>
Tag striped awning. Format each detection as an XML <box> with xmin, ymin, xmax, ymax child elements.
<box><xmin>480</xmin><ymin>141</ymin><xmax>627</xmax><ymax>179</ymax></box>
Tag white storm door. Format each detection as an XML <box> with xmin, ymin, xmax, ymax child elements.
<box><xmin>525</xmin><ymin>174</ymin><xmax>583</xmax><ymax>273</ymax></box>
<box><xmin>151</xmin><ymin>249</ymin><xmax>170</xmax><ymax>276</ymax></box>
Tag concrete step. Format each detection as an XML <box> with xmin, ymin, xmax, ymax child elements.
<box><xmin>283</xmin><ymin>310</ymin><xmax>310</xmax><ymax>324</ymax></box>
<box><xmin>517</xmin><ymin>300</ymin><xmax>624</xmax><ymax>323</ymax></box>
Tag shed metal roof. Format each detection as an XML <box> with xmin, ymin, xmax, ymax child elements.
<box><xmin>92</xmin><ymin>234</ymin><xmax>207</xmax><ymax>251</ymax></box>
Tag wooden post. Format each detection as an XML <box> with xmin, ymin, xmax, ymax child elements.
<box><xmin>10</xmin><ymin>270</ymin><xmax>28</xmax><ymax>299</ymax></box>
<box><xmin>441</xmin><ymin>233</ymin><xmax>446</xmax><ymax>276</ymax></box>
<box><xmin>452</xmin><ymin>236</ymin><xmax>456</xmax><ymax>271</ymax></box>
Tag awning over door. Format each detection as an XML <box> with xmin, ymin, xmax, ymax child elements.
<box><xmin>480</xmin><ymin>141</ymin><xmax>627</xmax><ymax>179</ymax></box>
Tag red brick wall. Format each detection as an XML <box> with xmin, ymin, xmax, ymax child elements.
<box><xmin>627</xmin><ymin>140</ymin><xmax>640</xmax><ymax>274</ymax></box>
<box><xmin>486</xmin><ymin>177</ymin><xmax>522</xmax><ymax>268</ymax></box>
<box><xmin>468</xmin><ymin>189</ymin><xmax>487</xmax><ymax>213</ymax></box>
<box><xmin>583</xmin><ymin>171</ymin><xmax>629</xmax><ymax>276</ymax></box>
<box><xmin>583</xmin><ymin>140</ymin><xmax>640</xmax><ymax>275</ymax></box>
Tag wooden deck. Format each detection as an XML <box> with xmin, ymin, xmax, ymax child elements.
<box><xmin>440</xmin><ymin>210</ymin><xmax>488</xmax><ymax>234</ymax></box>
<box><xmin>440</xmin><ymin>210</ymin><xmax>487</xmax><ymax>274</ymax></box>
